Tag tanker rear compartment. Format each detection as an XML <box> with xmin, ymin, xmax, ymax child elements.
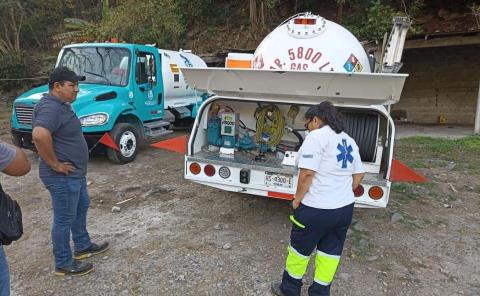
<box><xmin>185</xmin><ymin>98</ymin><xmax>393</xmax><ymax>208</ymax></box>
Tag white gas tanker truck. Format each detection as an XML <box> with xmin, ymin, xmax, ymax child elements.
<box><xmin>180</xmin><ymin>13</ymin><xmax>411</xmax><ymax>208</ymax></box>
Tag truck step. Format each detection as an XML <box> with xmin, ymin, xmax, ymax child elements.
<box><xmin>144</xmin><ymin>120</ymin><xmax>171</xmax><ymax>130</ymax></box>
<box><xmin>163</xmin><ymin>110</ymin><xmax>175</xmax><ymax>123</ymax></box>
<box><xmin>145</xmin><ymin>128</ymin><xmax>173</xmax><ymax>138</ymax></box>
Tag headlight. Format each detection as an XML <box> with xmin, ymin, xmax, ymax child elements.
<box><xmin>79</xmin><ymin>113</ymin><xmax>109</xmax><ymax>126</ymax></box>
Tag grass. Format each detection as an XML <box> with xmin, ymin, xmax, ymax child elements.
<box><xmin>395</xmin><ymin>136</ymin><xmax>480</xmax><ymax>174</ymax></box>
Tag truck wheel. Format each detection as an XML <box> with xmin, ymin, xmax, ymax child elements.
<box><xmin>106</xmin><ymin>123</ymin><xmax>140</xmax><ymax>164</ymax></box>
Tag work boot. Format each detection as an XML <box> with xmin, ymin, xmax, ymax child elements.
<box><xmin>55</xmin><ymin>260</ymin><xmax>93</xmax><ymax>276</ymax></box>
<box><xmin>74</xmin><ymin>241</ymin><xmax>110</xmax><ymax>260</ymax></box>
<box><xmin>271</xmin><ymin>282</ymin><xmax>287</xmax><ymax>296</ymax></box>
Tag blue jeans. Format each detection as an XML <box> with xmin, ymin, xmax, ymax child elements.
<box><xmin>0</xmin><ymin>246</ymin><xmax>9</xmax><ymax>296</ymax></box>
<box><xmin>41</xmin><ymin>177</ymin><xmax>92</xmax><ymax>268</ymax></box>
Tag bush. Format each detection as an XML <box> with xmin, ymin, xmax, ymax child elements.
<box><xmin>98</xmin><ymin>0</ymin><xmax>186</xmax><ymax>48</ymax></box>
<box><xmin>343</xmin><ymin>0</ymin><xmax>402</xmax><ymax>40</ymax></box>
<box><xmin>0</xmin><ymin>53</ymin><xmax>31</xmax><ymax>92</ymax></box>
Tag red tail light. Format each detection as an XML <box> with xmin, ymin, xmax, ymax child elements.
<box><xmin>204</xmin><ymin>164</ymin><xmax>216</xmax><ymax>177</ymax></box>
<box><xmin>189</xmin><ymin>163</ymin><xmax>201</xmax><ymax>175</ymax></box>
<box><xmin>368</xmin><ymin>186</ymin><xmax>384</xmax><ymax>200</ymax></box>
<box><xmin>294</xmin><ymin>18</ymin><xmax>316</xmax><ymax>25</ymax></box>
<box><xmin>353</xmin><ymin>185</ymin><xmax>364</xmax><ymax>197</ymax></box>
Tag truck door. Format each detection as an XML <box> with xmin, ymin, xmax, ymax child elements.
<box><xmin>134</xmin><ymin>48</ymin><xmax>164</xmax><ymax>120</ymax></box>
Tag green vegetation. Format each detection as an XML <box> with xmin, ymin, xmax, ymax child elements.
<box><xmin>395</xmin><ymin>136</ymin><xmax>480</xmax><ymax>173</ymax></box>
<box><xmin>0</xmin><ymin>52</ymin><xmax>30</xmax><ymax>91</ymax></box>
<box><xmin>0</xmin><ymin>0</ymin><xmax>477</xmax><ymax>92</ymax></box>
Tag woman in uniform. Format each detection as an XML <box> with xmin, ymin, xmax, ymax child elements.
<box><xmin>272</xmin><ymin>101</ymin><xmax>365</xmax><ymax>296</ymax></box>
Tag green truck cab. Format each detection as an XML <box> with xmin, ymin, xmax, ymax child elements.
<box><xmin>11</xmin><ymin>43</ymin><xmax>207</xmax><ymax>164</ymax></box>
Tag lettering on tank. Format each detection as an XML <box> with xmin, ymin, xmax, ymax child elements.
<box><xmin>256</xmin><ymin>47</ymin><xmax>332</xmax><ymax>72</ymax></box>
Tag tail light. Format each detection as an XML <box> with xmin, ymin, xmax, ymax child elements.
<box><xmin>368</xmin><ymin>186</ymin><xmax>384</xmax><ymax>200</ymax></box>
<box><xmin>353</xmin><ymin>185</ymin><xmax>364</xmax><ymax>197</ymax></box>
<box><xmin>204</xmin><ymin>164</ymin><xmax>216</xmax><ymax>177</ymax></box>
<box><xmin>294</xmin><ymin>18</ymin><xmax>316</xmax><ymax>25</ymax></box>
<box><xmin>189</xmin><ymin>163</ymin><xmax>201</xmax><ymax>175</ymax></box>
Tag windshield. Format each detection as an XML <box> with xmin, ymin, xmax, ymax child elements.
<box><xmin>57</xmin><ymin>47</ymin><xmax>130</xmax><ymax>87</ymax></box>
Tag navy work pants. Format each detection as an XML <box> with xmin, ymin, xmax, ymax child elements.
<box><xmin>280</xmin><ymin>202</ymin><xmax>354</xmax><ymax>296</ymax></box>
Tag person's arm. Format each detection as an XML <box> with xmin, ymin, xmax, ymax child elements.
<box><xmin>352</xmin><ymin>173</ymin><xmax>365</xmax><ymax>191</ymax></box>
<box><xmin>292</xmin><ymin>168</ymin><xmax>315</xmax><ymax>209</ymax></box>
<box><xmin>3</xmin><ymin>147</ymin><xmax>30</xmax><ymax>176</ymax></box>
<box><xmin>32</xmin><ymin>126</ymin><xmax>75</xmax><ymax>175</ymax></box>
<box><xmin>351</xmin><ymin>142</ymin><xmax>365</xmax><ymax>191</ymax></box>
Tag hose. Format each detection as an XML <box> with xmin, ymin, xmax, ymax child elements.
<box><xmin>255</xmin><ymin>104</ymin><xmax>285</xmax><ymax>147</ymax></box>
<box><xmin>343</xmin><ymin>112</ymin><xmax>378</xmax><ymax>162</ymax></box>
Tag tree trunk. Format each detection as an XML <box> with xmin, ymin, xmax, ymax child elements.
<box><xmin>336</xmin><ymin>0</ymin><xmax>344</xmax><ymax>24</ymax></box>
<box><xmin>14</xmin><ymin>1</ymin><xmax>24</xmax><ymax>53</ymax></box>
<box><xmin>249</xmin><ymin>0</ymin><xmax>257</xmax><ymax>31</ymax></box>
<box><xmin>103</xmin><ymin>0</ymin><xmax>110</xmax><ymax>21</ymax></box>
<box><xmin>260</xmin><ymin>1</ymin><xmax>265</xmax><ymax>29</ymax></box>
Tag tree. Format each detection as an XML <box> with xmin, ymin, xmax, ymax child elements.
<box><xmin>99</xmin><ymin>0</ymin><xmax>185</xmax><ymax>48</ymax></box>
<box><xmin>0</xmin><ymin>0</ymin><xmax>25</xmax><ymax>53</ymax></box>
<box><xmin>248</xmin><ymin>0</ymin><xmax>280</xmax><ymax>32</ymax></box>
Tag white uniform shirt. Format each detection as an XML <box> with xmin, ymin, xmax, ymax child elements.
<box><xmin>296</xmin><ymin>125</ymin><xmax>365</xmax><ymax>209</ymax></box>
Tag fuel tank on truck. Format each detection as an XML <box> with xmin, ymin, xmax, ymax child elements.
<box><xmin>158</xmin><ymin>49</ymin><xmax>208</xmax><ymax>109</ymax></box>
<box><xmin>253</xmin><ymin>13</ymin><xmax>371</xmax><ymax>73</ymax></box>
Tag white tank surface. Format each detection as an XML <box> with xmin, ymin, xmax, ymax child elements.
<box><xmin>159</xmin><ymin>49</ymin><xmax>208</xmax><ymax>108</ymax></box>
<box><xmin>253</xmin><ymin>13</ymin><xmax>371</xmax><ymax>73</ymax></box>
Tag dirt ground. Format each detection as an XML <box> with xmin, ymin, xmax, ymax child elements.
<box><xmin>0</xmin><ymin>105</ymin><xmax>479</xmax><ymax>296</ymax></box>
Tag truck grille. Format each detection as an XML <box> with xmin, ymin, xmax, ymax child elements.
<box><xmin>15</xmin><ymin>105</ymin><xmax>34</xmax><ymax>125</ymax></box>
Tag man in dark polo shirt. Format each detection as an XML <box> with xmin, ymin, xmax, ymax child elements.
<box><xmin>32</xmin><ymin>67</ymin><xmax>109</xmax><ymax>276</ymax></box>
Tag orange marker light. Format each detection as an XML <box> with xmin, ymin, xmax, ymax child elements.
<box><xmin>294</xmin><ymin>18</ymin><xmax>316</xmax><ymax>25</ymax></box>
<box><xmin>368</xmin><ymin>186</ymin><xmax>384</xmax><ymax>200</ymax></box>
<box><xmin>189</xmin><ymin>163</ymin><xmax>201</xmax><ymax>175</ymax></box>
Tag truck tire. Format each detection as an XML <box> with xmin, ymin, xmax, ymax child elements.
<box><xmin>106</xmin><ymin>123</ymin><xmax>140</xmax><ymax>164</ymax></box>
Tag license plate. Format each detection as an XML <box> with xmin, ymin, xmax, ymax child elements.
<box><xmin>264</xmin><ymin>172</ymin><xmax>293</xmax><ymax>188</ymax></box>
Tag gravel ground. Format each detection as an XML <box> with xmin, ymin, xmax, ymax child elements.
<box><xmin>0</xmin><ymin>107</ymin><xmax>479</xmax><ymax>295</ymax></box>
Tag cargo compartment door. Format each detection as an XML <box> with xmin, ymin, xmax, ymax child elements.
<box><xmin>181</xmin><ymin>68</ymin><xmax>407</xmax><ymax>106</ymax></box>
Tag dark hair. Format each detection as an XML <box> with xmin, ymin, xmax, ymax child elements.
<box><xmin>305</xmin><ymin>101</ymin><xmax>344</xmax><ymax>133</ymax></box>
<box><xmin>48</xmin><ymin>80</ymin><xmax>65</xmax><ymax>91</ymax></box>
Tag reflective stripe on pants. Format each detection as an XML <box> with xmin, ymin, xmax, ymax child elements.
<box><xmin>314</xmin><ymin>250</ymin><xmax>340</xmax><ymax>285</ymax></box>
<box><xmin>285</xmin><ymin>245</ymin><xmax>310</xmax><ymax>279</ymax></box>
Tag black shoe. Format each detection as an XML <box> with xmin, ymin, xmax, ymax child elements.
<box><xmin>271</xmin><ymin>283</ymin><xmax>286</xmax><ymax>296</ymax></box>
<box><xmin>74</xmin><ymin>241</ymin><xmax>110</xmax><ymax>260</ymax></box>
<box><xmin>55</xmin><ymin>260</ymin><xmax>93</xmax><ymax>276</ymax></box>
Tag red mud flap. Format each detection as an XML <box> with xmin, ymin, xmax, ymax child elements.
<box><xmin>389</xmin><ymin>159</ymin><xmax>428</xmax><ymax>183</ymax></box>
<box><xmin>99</xmin><ymin>133</ymin><xmax>119</xmax><ymax>151</ymax></box>
<box><xmin>151</xmin><ymin>135</ymin><xmax>189</xmax><ymax>155</ymax></box>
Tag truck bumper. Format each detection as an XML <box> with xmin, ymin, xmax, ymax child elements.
<box><xmin>11</xmin><ymin>128</ymin><xmax>106</xmax><ymax>153</ymax></box>
<box><xmin>11</xmin><ymin>128</ymin><xmax>35</xmax><ymax>149</ymax></box>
